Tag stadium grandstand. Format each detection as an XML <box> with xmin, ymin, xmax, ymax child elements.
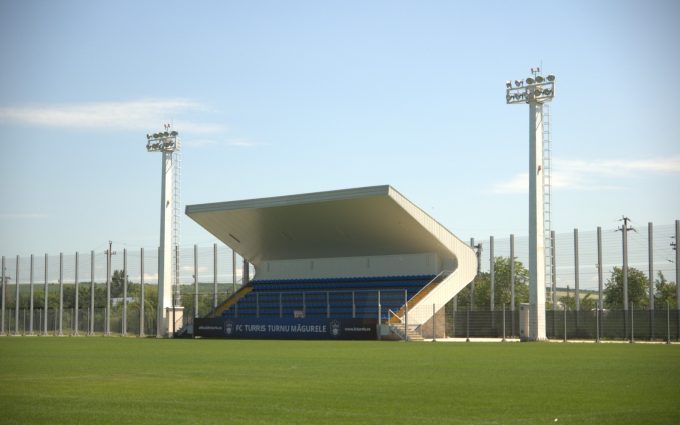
<box><xmin>185</xmin><ymin>185</ymin><xmax>477</xmax><ymax>340</ymax></box>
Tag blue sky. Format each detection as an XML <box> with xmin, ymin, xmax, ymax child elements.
<box><xmin>1</xmin><ymin>0</ymin><xmax>679</xmax><ymax>258</ymax></box>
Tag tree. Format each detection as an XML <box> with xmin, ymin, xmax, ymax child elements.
<box><xmin>111</xmin><ymin>270</ymin><xmax>126</xmax><ymax>298</ymax></box>
<box><xmin>655</xmin><ymin>271</ymin><xmax>677</xmax><ymax>309</ymax></box>
<box><xmin>455</xmin><ymin>257</ymin><xmax>529</xmax><ymax>310</ymax></box>
<box><xmin>558</xmin><ymin>292</ymin><xmax>597</xmax><ymax>311</ymax></box>
<box><xmin>603</xmin><ymin>266</ymin><xmax>649</xmax><ymax>309</ymax></box>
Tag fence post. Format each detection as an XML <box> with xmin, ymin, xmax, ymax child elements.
<box><xmin>89</xmin><ymin>251</ymin><xmax>95</xmax><ymax>336</ymax></box>
<box><xmin>466</xmin><ymin>308</ymin><xmax>470</xmax><ymax>342</ymax></box>
<box><xmin>574</xmin><ymin>229</ymin><xmax>580</xmax><ymax>330</ymax></box>
<box><xmin>510</xmin><ymin>234</ymin><xmax>515</xmax><ymax>338</ymax></box>
<box><xmin>58</xmin><ymin>253</ymin><xmax>63</xmax><ymax>336</ymax></box>
<box><xmin>596</xmin><ymin>307</ymin><xmax>600</xmax><ymax>343</ymax></box>
<box><xmin>377</xmin><ymin>291</ymin><xmax>381</xmax><ymax>341</ymax></box>
<box><xmin>105</xmin><ymin>246</ymin><xmax>111</xmax><ymax>336</ymax></box>
<box><xmin>630</xmin><ymin>302</ymin><xmax>635</xmax><ymax>343</ymax></box>
<box><xmin>451</xmin><ymin>297</ymin><xmax>456</xmax><ymax>337</ymax></box>
<box><xmin>121</xmin><ymin>249</ymin><xmax>127</xmax><ymax>336</ymax></box>
<box><xmin>676</xmin><ymin>219</ymin><xmax>680</xmax><ymax>341</ymax></box>
<box><xmin>231</xmin><ymin>249</ymin><xmax>236</xmax><ymax>296</ymax></box>
<box><xmin>29</xmin><ymin>254</ymin><xmax>34</xmax><ymax>335</ymax></box>
<box><xmin>74</xmin><ymin>252</ymin><xmax>79</xmax><ymax>336</ymax></box>
<box><xmin>648</xmin><ymin>222</ymin><xmax>654</xmax><ymax>340</ymax></box>
<box><xmin>667</xmin><ymin>301</ymin><xmax>671</xmax><ymax>345</ymax></box>
<box><xmin>15</xmin><ymin>255</ymin><xmax>20</xmax><ymax>336</ymax></box>
<box><xmin>404</xmin><ymin>289</ymin><xmax>408</xmax><ymax>342</ymax></box>
<box><xmin>502</xmin><ymin>304</ymin><xmax>506</xmax><ymax>342</ymax></box>
<box><xmin>43</xmin><ymin>254</ymin><xmax>48</xmax><ymax>336</ymax></box>
<box><xmin>563</xmin><ymin>305</ymin><xmax>567</xmax><ymax>343</ymax></box>
<box><xmin>194</xmin><ymin>244</ymin><xmax>198</xmax><ymax>320</ymax></box>
<box><xmin>430</xmin><ymin>303</ymin><xmax>435</xmax><ymax>341</ymax></box>
<box><xmin>213</xmin><ymin>243</ymin><xmax>218</xmax><ymax>310</ymax></box>
<box><xmin>140</xmin><ymin>248</ymin><xmax>145</xmax><ymax>337</ymax></box>
<box><xmin>489</xmin><ymin>236</ymin><xmax>495</xmax><ymax>330</ymax></box>
<box><xmin>1</xmin><ymin>256</ymin><xmax>5</xmax><ymax>336</ymax></box>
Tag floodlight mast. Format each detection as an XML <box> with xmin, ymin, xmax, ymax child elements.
<box><xmin>506</xmin><ymin>68</ymin><xmax>556</xmax><ymax>341</ymax></box>
<box><xmin>146</xmin><ymin>126</ymin><xmax>179</xmax><ymax>338</ymax></box>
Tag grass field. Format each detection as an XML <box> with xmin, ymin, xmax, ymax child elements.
<box><xmin>1</xmin><ymin>338</ymin><xmax>679</xmax><ymax>424</ymax></box>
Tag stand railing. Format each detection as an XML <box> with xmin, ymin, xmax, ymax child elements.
<box><xmin>388</xmin><ymin>270</ymin><xmax>452</xmax><ymax>324</ymax></box>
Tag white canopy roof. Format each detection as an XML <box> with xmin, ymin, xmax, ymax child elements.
<box><xmin>185</xmin><ymin>185</ymin><xmax>465</xmax><ymax>267</ymax></box>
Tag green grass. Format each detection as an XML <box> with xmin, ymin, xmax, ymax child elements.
<box><xmin>1</xmin><ymin>338</ymin><xmax>679</xmax><ymax>424</ymax></box>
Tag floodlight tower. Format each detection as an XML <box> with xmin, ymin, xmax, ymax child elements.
<box><xmin>146</xmin><ymin>125</ymin><xmax>183</xmax><ymax>337</ymax></box>
<box><xmin>506</xmin><ymin>68</ymin><xmax>556</xmax><ymax>341</ymax></box>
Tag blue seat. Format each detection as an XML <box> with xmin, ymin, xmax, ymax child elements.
<box><xmin>221</xmin><ymin>274</ymin><xmax>434</xmax><ymax>319</ymax></box>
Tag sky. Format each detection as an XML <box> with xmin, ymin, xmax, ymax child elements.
<box><xmin>1</xmin><ymin>0</ymin><xmax>679</xmax><ymax>260</ymax></box>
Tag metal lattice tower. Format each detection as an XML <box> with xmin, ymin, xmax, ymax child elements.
<box><xmin>543</xmin><ymin>103</ymin><xmax>553</xmax><ymax>304</ymax></box>
<box><xmin>172</xmin><ymin>142</ymin><xmax>182</xmax><ymax>306</ymax></box>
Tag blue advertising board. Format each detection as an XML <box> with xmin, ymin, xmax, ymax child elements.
<box><xmin>194</xmin><ymin>317</ymin><xmax>377</xmax><ymax>340</ymax></box>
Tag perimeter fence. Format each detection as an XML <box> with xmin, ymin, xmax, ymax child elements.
<box><xmin>443</xmin><ymin>305</ymin><xmax>679</xmax><ymax>342</ymax></box>
<box><xmin>0</xmin><ymin>221</ymin><xmax>677</xmax><ymax>340</ymax></box>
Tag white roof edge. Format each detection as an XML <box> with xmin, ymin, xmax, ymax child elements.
<box><xmin>386</xmin><ymin>186</ymin><xmax>469</xmax><ymax>249</ymax></box>
<box><xmin>186</xmin><ymin>185</ymin><xmax>392</xmax><ymax>215</ymax></box>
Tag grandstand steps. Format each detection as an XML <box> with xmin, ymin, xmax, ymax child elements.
<box><xmin>210</xmin><ymin>284</ymin><xmax>252</xmax><ymax>318</ymax></box>
<box><xmin>388</xmin><ymin>271</ymin><xmax>450</xmax><ymax>325</ymax></box>
<box><xmin>405</xmin><ymin>328</ymin><xmax>424</xmax><ymax>342</ymax></box>
<box><xmin>389</xmin><ymin>324</ymin><xmax>424</xmax><ymax>341</ymax></box>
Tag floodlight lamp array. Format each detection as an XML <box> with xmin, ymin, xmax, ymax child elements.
<box><xmin>146</xmin><ymin>130</ymin><xmax>179</xmax><ymax>153</ymax></box>
<box><xmin>506</xmin><ymin>73</ymin><xmax>556</xmax><ymax>105</ymax></box>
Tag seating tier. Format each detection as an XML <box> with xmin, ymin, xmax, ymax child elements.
<box><xmin>221</xmin><ymin>275</ymin><xmax>434</xmax><ymax>320</ymax></box>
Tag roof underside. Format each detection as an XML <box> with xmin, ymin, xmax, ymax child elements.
<box><xmin>185</xmin><ymin>185</ymin><xmax>451</xmax><ymax>266</ymax></box>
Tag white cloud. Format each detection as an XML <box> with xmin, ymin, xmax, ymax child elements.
<box><xmin>0</xmin><ymin>99</ymin><xmax>225</xmax><ymax>134</ymax></box>
<box><xmin>0</xmin><ymin>213</ymin><xmax>48</xmax><ymax>220</ymax></box>
<box><xmin>492</xmin><ymin>155</ymin><xmax>680</xmax><ymax>194</ymax></box>
<box><xmin>182</xmin><ymin>139</ymin><xmax>219</xmax><ymax>148</ymax></box>
<box><xmin>493</xmin><ymin>173</ymin><xmax>528</xmax><ymax>194</ymax></box>
<box><xmin>182</xmin><ymin>137</ymin><xmax>261</xmax><ymax>149</ymax></box>
<box><xmin>226</xmin><ymin>138</ymin><xmax>259</xmax><ymax>147</ymax></box>
<box><xmin>558</xmin><ymin>156</ymin><xmax>680</xmax><ymax>175</ymax></box>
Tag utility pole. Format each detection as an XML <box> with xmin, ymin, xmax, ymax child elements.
<box><xmin>673</xmin><ymin>220</ymin><xmax>679</xmax><ymax>340</ymax></box>
<box><xmin>1</xmin><ymin>256</ymin><xmax>6</xmax><ymax>336</ymax></box>
<box><xmin>490</xmin><ymin>236</ymin><xmax>495</xmax><ymax>329</ymax></box>
<box><xmin>597</xmin><ymin>226</ymin><xmax>603</xmax><ymax>342</ymax></box>
<box><xmin>648</xmin><ymin>222</ymin><xmax>654</xmax><ymax>340</ymax></box>
<box><xmin>104</xmin><ymin>241</ymin><xmax>116</xmax><ymax>336</ymax></box>
<box><xmin>617</xmin><ymin>216</ymin><xmax>635</xmax><ymax>338</ymax></box>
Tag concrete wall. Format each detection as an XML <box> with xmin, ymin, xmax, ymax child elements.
<box><xmin>420</xmin><ymin>307</ymin><xmax>447</xmax><ymax>339</ymax></box>
<box><xmin>254</xmin><ymin>252</ymin><xmax>441</xmax><ymax>280</ymax></box>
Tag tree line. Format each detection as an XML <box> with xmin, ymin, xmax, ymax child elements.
<box><xmin>3</xmin><ymin>270</ymin><xmax>158</xmax><ymax>312</ymax></box>
<box><xmin>2</xmin><ymin>261</ymin><xmax>677</xmax><ymax>313</ymax></box>
<box><xmin>452</xmin><ymin>257</ymin><xmax>677</xmax><ymax>310</ymax></box>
